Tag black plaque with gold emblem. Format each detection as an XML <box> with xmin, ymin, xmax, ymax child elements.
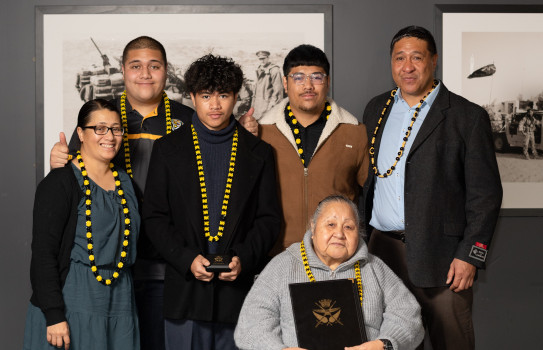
<box><xmin>205</xmin><ymin>254</ymin><xmax>232</xmax><ymax>273</ymax></box>
<box><xmin>289</xmin><ymin>279</ymin><xmax>367</xmax><ymax>349</ymax></box>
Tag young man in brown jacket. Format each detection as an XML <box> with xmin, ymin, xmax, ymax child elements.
<box><xmin>259</xmin><ymin>44</ymin><xmax>369</xmax><ymax>255</ymax></box>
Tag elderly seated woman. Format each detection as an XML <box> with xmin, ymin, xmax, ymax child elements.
<box><xmin>234</xmin><ymin>195</ymin><xmax>424</xmax><ymax>350</ymax></box>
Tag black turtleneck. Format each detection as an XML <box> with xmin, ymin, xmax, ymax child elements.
<box><xmin>191</xmin><ymin>113</ymin><xmax>236</xmax><ymax>254</ymax></box>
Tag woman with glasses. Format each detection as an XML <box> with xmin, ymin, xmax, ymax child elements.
<box><xmin>24</xmin><ymin>99</ymin><xmax>140</xmax><ymax>350</ymax></box>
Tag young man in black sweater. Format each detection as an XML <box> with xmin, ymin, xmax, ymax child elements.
<box><xmin>143</xmin><ymin>54</ymin><xmax>280</xmax><ymax>350</ymax></box>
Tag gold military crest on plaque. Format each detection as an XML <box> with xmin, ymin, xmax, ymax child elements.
<box><xmin>313</xmin><ymin>299</ymin><xmax>343</xmax><ymax>328</ymax></box>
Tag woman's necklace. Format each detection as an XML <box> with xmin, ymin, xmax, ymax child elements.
<box><xmin>120</xmin><ymin>90</ymin><xmax>172</xmax><ymax>178</ymax></box>
<box><xmin>285</xmin><ymin>101</ymin><xmax>331</xmax><ymax>167</ymax></box>
<box><xmin>369</xmin><ymin>80</ymin><xmax>438</xmax><ymax>178</ymax></box>
<box><xmin>300</xmin><ymin>241</ymin><xmax>363</xmax><ymax>306</ymax></box>
<box><xmin>191</xmin><ymin>124</ymin><xmax>238</xmax><ymax>242</ymax></box>
<box><xmin>76</xmin><ymin>151</ymin><xmax>132</xmax><ymax>286</ymax></box>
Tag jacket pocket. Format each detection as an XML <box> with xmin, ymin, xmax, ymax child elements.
<box><xmin>443</xmin><ymin>223</ymin><xmax>464</xmax><ymax>237</ymax></box>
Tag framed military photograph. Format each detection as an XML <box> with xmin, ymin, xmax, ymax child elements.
<box><xmin>435</xmin><ymin>5</ymin><xmax>543</xmax><ymax>215</ymax></box>
<box><xmin>35</xmin><ymin>5</ymin><xmax>332</xmax><ymax>179</ymax></box>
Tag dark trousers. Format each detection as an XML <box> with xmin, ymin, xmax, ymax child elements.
<box><xmin>368</xmin><ymin>229</ymin><xmax>475</xmax><ymax>350</ymax></box>
<box><xmin>164</xmin><ymin>318</ymin><xmax>237</xmax><ymax>350</ymax></box>
<box><xmin>134</xmin><ymin>280</ymin><xmax>165</xmax><ymax>350</ymax></box>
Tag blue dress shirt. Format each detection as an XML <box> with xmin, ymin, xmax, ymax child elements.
<box><xmin>370</xmin><ymin>83</ymin><xmax>441</xmax><ymax>231</ymax></box>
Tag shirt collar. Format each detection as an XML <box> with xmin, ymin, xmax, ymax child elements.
<box><xmin>394</xmin><ymin>80</ymin><xmax>441</xmax><ymax>109</ymax></box>
<box><xmin>123</xmin><ymin>95</ymin><xmax>165</xmax><ymax>118</ymax></box>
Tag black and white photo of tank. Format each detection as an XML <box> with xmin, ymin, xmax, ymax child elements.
<box><xmin>74</xmin><ymin>38</ymin><xmax>124</xmax><ymax>102</ymax></box>
<box><xmin>38</xmin><ymin>5</ymin><xmax>331</xmax><ymax>174</ymax></box>
<box><xmin>441</xmin><ymin>7</ymin><xmax>543</xmax><ymax>210</ymax></box>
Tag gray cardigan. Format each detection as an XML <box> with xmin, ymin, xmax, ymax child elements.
<box><xmin>234</xmin><ymin>231</ymin><xmax>424</xmax><ymax>350</ymax></box>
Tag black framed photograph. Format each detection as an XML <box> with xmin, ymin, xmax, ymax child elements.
<box><xmin>35</xmin><ymin>5</ymin><xmax>332</xmax><ymax>179</ymax></box>
<box><xmin>435</xmin><ymin>5</ymin><xmax>543</xmax><ymax>215</ymax></box>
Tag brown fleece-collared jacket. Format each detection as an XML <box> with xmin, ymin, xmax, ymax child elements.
<box><xmin>260</xmin><ymin>98</ymin><xmax>369</xmax><ymax>255</ymax></box>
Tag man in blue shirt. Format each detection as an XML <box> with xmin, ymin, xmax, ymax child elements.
<box><xmin>363</xmin><ymin>26</ymin><xmax>502</xmax><ymax>350</ymax></box>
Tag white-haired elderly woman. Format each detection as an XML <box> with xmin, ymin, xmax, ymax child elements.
<box><xmin>234</xmin><ymin>195</ymin><xmax>424</xmax><ymax>350</ymax></box>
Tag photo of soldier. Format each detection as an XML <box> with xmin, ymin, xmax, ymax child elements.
<box><xmin>519</xmin><ymin>108</ymin><xmax>540</xmax><ymax>159</ymax></box>
<box><xmin>252</xmin><ymin>50</ymin><xmax>284</xmax><ymax>120</ymax></box>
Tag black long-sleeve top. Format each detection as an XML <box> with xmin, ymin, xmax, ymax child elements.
<box><xmin>29</xmin><ymin>165</ymin><xmax>82</xmax><ymax>326</ymax></box>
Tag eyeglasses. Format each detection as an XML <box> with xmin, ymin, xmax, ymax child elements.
<box><xmin>82</xmin><ymin>125</ymin><xmax>124</xmax><ymax>136</ymax></box>
<box><xmin>288</xmin><ymin>72</ymin><xmax>327</xmax><ymax>85</ymax></box>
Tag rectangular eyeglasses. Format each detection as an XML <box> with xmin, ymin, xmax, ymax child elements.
<box><xmin>288</xmin><ymin>72</ymin><xmax>327</xmax><ymax>85</ymax></box>
<box><xmin>81</xmin><ymin>125</ymin><xmax>124</xmax><ymax>136</ymax></box>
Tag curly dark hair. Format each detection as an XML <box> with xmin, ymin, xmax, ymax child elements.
<box><xmin>184</xmin><ymin>54</ymin><xmax>244</xmax><ymax>95</ymax></box>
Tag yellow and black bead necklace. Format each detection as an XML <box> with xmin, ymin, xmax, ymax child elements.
<box><xmin>285</xmin><ymin>101</ymin><xmax>332</xmax><ymax>167</ymax></box>
<box><xmin>369</xmin><ymin>80</ymin><xmax>438</xmax><ymax>178</ymax></box>
<box><xmin>191</xmin><ymin>124</ymin><xmax>238</xmax><ymax>242</ymax></box>
<box><xmin>76</xmin><ymin>150</ymin><xmax>132</xmax><ymax>286</ymax></box>
<box><xmin>300</xmin><ymin>241</ymin><xmax>363</xmax><ymax>306</ymax></box>
<box><xmin>120</xmin><ymin>90</ymin><xmax>172</xmax><ymax>178</ymax></box>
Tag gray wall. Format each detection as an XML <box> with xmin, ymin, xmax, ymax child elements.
<box><xmin>2</xmin><ymin>0</ymin><xmax>542</xmax><ymax>349</ymax></box>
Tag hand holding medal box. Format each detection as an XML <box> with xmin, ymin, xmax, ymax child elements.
<box><xmin>205</xmin><ymin>254</ymin><xmax>232</xmax><ymax>273</ymax></box>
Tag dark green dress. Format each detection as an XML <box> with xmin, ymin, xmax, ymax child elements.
<box><xmin>24</xmin><ymin>163</ymin><xmax>140</xmax><ymax>350</ymax></box>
